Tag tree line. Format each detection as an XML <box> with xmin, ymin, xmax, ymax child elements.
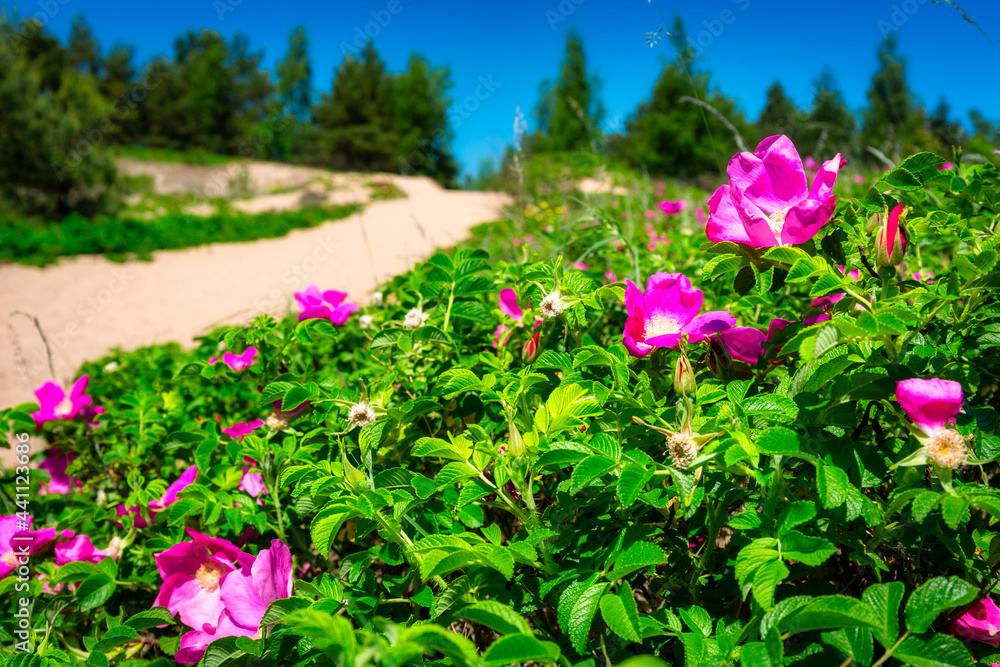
<box><xmin>483</xmin><ymin>19</ymin><xmax>998</xmax><ymax>187</ymax></box>
<box><xmin>0</xmin><ymin>12</ymin><xmax>996</xmax><ymax>219</ymax></box>
<box><xmin>0</xmin><ymin>14</ymin><xmax>457</xmax><ymax>218</ymax></box>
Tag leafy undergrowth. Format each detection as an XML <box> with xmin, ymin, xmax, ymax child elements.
<box><xmin>0</xmin><ymin>204</ymin><xmax>359</xmax><ymax>266</ymax></box>
<box><xmin>2</xmin><ymin>142</ymin><xmax>1000</xmax><ymax>667</ymax></box>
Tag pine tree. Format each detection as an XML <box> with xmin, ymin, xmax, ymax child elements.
<box><xmin>801</xmin><ymin>70</ymin><xmax>856</xmax><ymax>158</ymax></box>
<box><xmin>533</xmin><ymin>29</ymin><xmax>602</xmax><ymax>153</ymax></box>
<box><xmin>66</xmin><ymin>13</ymin><xmax>101</xmax><ymax>76</ymax></box>
<box><xmin>757</xmin><ymin>82</ymin><xmax>801</xmax><ymax>143</ymax></box>
<box><xmin>277</xmin><ymin>27</ymin><xmax>312</xmax><ymax>121</ymax></box>
<box><xmin>392</xmin><ymin>55</ymin><xmax>458</xmax><ymax>186</ymax></box>
<box><xmin>861</xmin><ymin>36</ymin><xmax>926</xmax><ymax>161</ymax></box>
<box><xmin>311</xmin><ymin>42</ymin><xmax>396</xmax><ymax>171</ymax></box>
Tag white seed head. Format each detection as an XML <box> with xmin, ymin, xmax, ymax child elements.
<box><xmin>668</xmin><ymin>432</ymin><xmax>698</xmax><ymax>469</ymax></box>
<box><xmin>539</xmin><ymin>291</ymin><xmax>564</xmax><ymax>319</ymax></box>
<box><xmin>404</xmin><ymin>308</ymin><xmax>427</xmax><ymax>330</ymax></box>
<box><xmin>102</xmin><ymin>361</ymin><xmax>120</xmax><ymax>374</ymax></box>
<box><xmin>371</xmin><ymin>292</ymin><xmax>384</xmax><ymax>307</ymax></box>
<box><xmin>927</xmin><ymin>428</ymin><xmax>968</xmax><ymax>469</ymax></box>
<box><xmin>359</xmin><ymin>314</ymin><xmax>374</xmax><ymax>330</ymax></box>
<box><xmin>266</xmin><ymin>412</ymin><xmax>289</xmax><ymax>430</ymax></box>
<box><xmin>348</xmin><ymin>402</ymin><xmax>377</xmax><ymax>429</ymax></box>
<box><xmin>106</xmin><ymin>536</ymin><xmax>123</xmax><ymax>560</ymax></box>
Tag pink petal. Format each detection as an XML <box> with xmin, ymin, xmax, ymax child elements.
<box><xmin>896</xmin><ymin>378</ymin><xmax>964</xmax><ymax>432</ymax></box>
<box><xmin>219</xmin><ymin>555</ymin><xmax>267</xmax><ymax>630</ymax></box>
<box><xmin>728</xmin><ymin>135</ymin><xmax>807</xmax><ymax>214</ymax></box>
<box><xmin>155</xmin><ymin>570</ymin><xmax>230</xmax><ymax>631</ymax></box>
<box><xmin>322</xmin><ymin>290</ymin><xmax>348</xmax><ymax>307</ymax></box>
<box><xmin>68</xmin><ymin>375</ymin><xmax>90</xmax><ymax>400</ymax></box>
<box><xmin>239</xmin><ymin>469</ymin><xmax>267</xmax><ymax>499</ymax></box>
<box><xmin>622</xmin><ymin>280</ymin><xmax>653</xmax><ymax>358</ymax></box>
<box><xmin>807</xmin><ymin>155</ymin><xmax>847</xmax><ymax>202</ymax></box>
<box><xmin>493</xmin><ymin>324</ymin><xmax>511</xmax><ymax>349</ymax></box>
<box><xmin>498</xmin><ymin>288</ymin><xmax>523</xmax><ymax>321</ymax></box>
<box><xmin>732</xmin><ymin>189</ymin><xmax>781</xmax><ymax>247</ymax></box>
<box><xmin>658</xmin><ymin>200</ymin><xmax>687</xmax><ymax>216</ymax></box>
<box><xmin>251</xmin><ymin>539</ymin><xmax>293</xmax><ymax>607</ymax></box>
<box><xmin>55</xmin><ymin>534</ymin><xmax>98</xmax><ymax>565</ymax></box>
<box><xmin>681</xmin><ymin>311</ymin><xmax>737</xmax><ymax>344</ymax></box>
<box><xmin>781</xmin><ymin>197</ymin><xmax>837</xmax><ymax>245</ymax></box>
<box><xmin>298</xmin><ymin>305</ymin><xmax>332</xmax><ymax>321</ymax></box>
<box><xmin>39</xmin><ymin>452</ymin><xmax>78</xmax><ymax>496</ymax></box>
<box><xmin>715</xmin><ymin>327</ymin><xmax>765</xmax><ymax>364</ymax></box>
<box><xmin>153</xmin><ymin>465</ymin><xmax>199</xmax><ymax>509</ymax></box>
<box><xmin>764</xmin><ymin>318</ymin><xmax>794</xmax><ymax>343</ymax></box>
<box><xmin>886</xmin><ymin>203</ymin><xmax>903</xmax><ymax>258</ymax></box>
<box><xmin>950</xmin><ymin>597</ymin><xmax>1000</xmax><ymax>646</ymax></box>
<box><xmin>707</xmin><ymin>185</ymin><xmax>753</xmax><ymax>244</ymax></box>
<box><xmin>174</xmin><ymin>628</ymin><xmax>219</xmax><ymax>664</ymax></box>
<box><xmin>644</xmin><ymin>273</ymin><xmax>703</xmax><ymax>327</ymax></box>
<box><xmin>330</xmin><ymin>302</ymin><xmax>360</xmax><ymax>325</ymax></box>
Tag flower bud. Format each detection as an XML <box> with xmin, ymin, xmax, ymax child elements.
<box><xmin>507</xmin><ymin>422</ymin><xmax>526</xmax><ymax>457</ymax></box>
<box><xmin>521</xmin><ymin>331</ymin><xmax>541</xmax><ymax>363</ymax></box>
<box><xmin>875</xmin><ymin>203</ymin><xmax>907</xmax><ymax>268</ymax></box>
<box><xmin>673</xmin><ymin>355</ymin><xmax>696</xmax><ymax>395</ymax></box>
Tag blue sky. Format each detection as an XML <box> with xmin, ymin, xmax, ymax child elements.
<box><xmin>20</xmin><ymin>0</ymin><xmax>1000</xmax><ymax>175</ymax></box>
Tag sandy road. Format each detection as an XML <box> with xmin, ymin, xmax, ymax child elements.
<box><xmin>0</xmin><ymin>173</ymin><xmax>509</xmax><ymax>411</ymax></box>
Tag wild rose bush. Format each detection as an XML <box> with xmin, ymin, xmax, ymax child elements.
<box><xmin>2</xmin><ymin>138</ymin><xmax>1000</xmax><ymax>667</ymax></box>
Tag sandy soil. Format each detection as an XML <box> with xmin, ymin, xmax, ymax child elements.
<box><xmin>0</xmin><ymin>170</ymin><xmax>509</xmax><ymax>413</ymax></box>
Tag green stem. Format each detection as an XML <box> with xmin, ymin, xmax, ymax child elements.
<box><xmin>843</xmin><ymin>286</ymin><xmax>874</xmax><ymax>312</ymax></box>
<box><xmin>871</xmin><ymin>632</ymin><xmax>909</xmax><ymax>667</ymax></box>
<box><xmin>442</xmin><ymin>284</ymin><xmax>456</xmax><ymax>334</ymax></box>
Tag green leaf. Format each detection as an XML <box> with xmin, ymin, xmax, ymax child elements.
<box><xmin>412</xmin><ymin>436</ymin><xmax>473</xmax><ymax>461</ymax></box>
<box><xmin>457</xmin><ymin>600</ymin><xmax>532</xmax><ymax>635</ymax></box>
<box><xmin>483</xmin><ymin>634</ymin><xmax>560</xmax><ymax>666</ymax></box>
<box><xmin>780</xmin><ymin>531</ymin><xmax>836</xmax><ymax>566</ymax></box>
<box><xmin>311</xmin><ymin>504</ymin><xmax>360</xmax><ymax>557</ymax></box>
<box><xmin>752</xmin><ymin>560</ymin><xmax>789</xmax><ymax>610</ymax></box>
<box><xmin>608</xmin><ymin>541</ymin><xmax>669</xmax><ymax>581</ymax></box>
<box><xmin>782</xmin><ymin>596</ymin><xmax>881</xmax><ymax>633</ymax></box>
<box><xmin>756</xmin><ymin>427</ymin><xmax>800</xmax><ymax>454</ymax></box>
<box><xmin>284</xmin><ymin>609</ymin><xmax>358</xmax><ymax>663</ymax></box>
<box><xmin>359</xmin><ymin>419</ymin><xmax>390</xmax><ymax>457</ymax></box>
<box><xmin>281</xmin><ymin>385</ymin><xmax>314</xmax><ymax>412</ymax></box>
<box><xmin>568</xmin><ymin>579</ymin><xmax>609</xmax><ymax>654</ymax></box>
<box><xmin>817</xmin><ymin>464</ymin><xmax>850</xmax><ymax>509</ymax></box>
<box><xmin>76</xmin><ymin>572</ymin><xmax>116</xmax><ymax>611</ymax></box>
<box><xmin>432</xmin><ymin>575</ymin><xmax>472</xmax><ymax>619</ymax></box>
<box><xmin>617</xmin><ymin>463</ymin><xmax>653</xmax><ymax>508</ymax></box>
<box><xmin>776</xmin><ymin>502</ymin><xmax>817</xmax><ymax>537</ymax></box>
<box><xmin>861</xmin><ymin>582</ymin><xmax>904</xmax><ymax>649</ymax></box>
<box><xmin>260</xmin><ymin>596</ymin><xmax>314</xmax><ymax>624</ymax></box>
<box><xmin>534</xmin><ymin>384</ymin><xmax>602</xmax><ymax>436</ymax></box>
<box><xmin>569</xmin><ymin>455</ymin><xmax>616</xmax><ymax>493</ymax></box>
<box><xmin>90</xmin><ymin>625</ymin><xmax>139</xmax><ymax>655</ymax></box>
<box><xmin>600</xmin><ymin>583</ymin><xmax>642</xmax><ymax>643</ymax></box>
<box><xmin>123</xmin><ymin>606</ymin><xmax>176</xmax><ymax>630</ymax></box>
<box><xmin>893</xmin><ymin>634</ymin><xmax>975</xmax><ymax>667</ymax></box>
<box><xmin>904</xmin><ymin>576</ymin><xmax>977</xmax><ymax>634</ymax></box>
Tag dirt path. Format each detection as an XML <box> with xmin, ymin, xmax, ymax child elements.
<box><xmin>1</xmin><ymin>173</ymin><xmax>509</xmax><ymax>411</ymax></box>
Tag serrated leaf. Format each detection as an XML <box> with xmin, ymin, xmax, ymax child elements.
<box><xmin>568</xmin><ymin>580</ymin><xmax>609</xmax><ymax>653</ymax></box>
<box><xmin>783</xmin><ymin>596</ymin><xmax>881</xmax><ymax>633</ymax></box>
<box><xmin>608</xmin><ymin>541</ymin><xmax>668</xmax><ymax>581</ymax></box>
<box><xmin>893</xmin><ymin>634</ymin><xmax>975</xmax><ymax>667</ymax></box>
<box><xmin>861</xmin><ymin>581</ymin><xmax>904</xmax><ymax>647</ymax></box>
<box><xmin>600</xmin><ymin>585</ymin><xmax>642</xmax><ymax>643</ymax></box>
<box><xmin>483</xmin><ymin>634</ymin><xmax>560</xmax><ymax>666</ymax></box>
<box><xmin>617</xmin><ymin>463</ymin><xmax>653</xmax><ymax>508</ymax></box>
<box><xmin>456</xmin><ymin>600</ymin><xmax>531</xmax><ymax>635</ymax></box>
<box><xmin>905</xmin><ymin>576</ymin><xmax>977</xmax><ymax>634</ymax></box>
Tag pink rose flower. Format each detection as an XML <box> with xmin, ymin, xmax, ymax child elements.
<box><xmin>896</xmin><ymin>377</ymin><xmax>968</xmax><ymax>469</ymax></box>
<box><xmin>116</xmin><ymin>465</ymin><xmax>198</xmax><ymax>528</ymax></box>
<box><xmin>658</xmin><ymin>200</ymin><xmax>687</xmax><ymax>216</ymax></box>
<box><xmin>0</xmin><ymin>516</ymin><xmax>64</xmax><ymax>579</ymax></box>
<box><xmin>31</xmin><ymin>375</ymin><xmax>103</xmax><ymax>427</ymax></box>
<box><xmin>914</xmin><ymin>271</ymin><xmax>935</xmax><ymax>284</ymax></box>
<box><xmin>622</xmin><ymin>273</ymin><xmax>736</xmax><ymax>358</ymax></box>
<box><xmin>154</xmin><ymin>529</ymin><xmax>243</xmax><ymax>635</ymax></box>
<box><xmin>175</xmin><ymin>540</ymin><xmax>293</xmax><ymax>664</ymax></box>
<box><xmin>209</xmin><ymin>347</ymin><xmax>258</xmax><ymax>372</ymax></box>
<box><xmin>222</xmin><ymin>419</ymin><xmax>265</xmax><ymax>443</ymax></box>
<box><xmin>294</xmin><ymin>286</ymin><xmax>359</xmax><ymax>324</ymax></box>
<box><xmin>714</xmin><ymin>327</ymin><xmax>766</xmax><ymax>365</ymax></box>
<box><xmin>39</xmin><ymin>449</ymin><xmax>81</xmax><ymax>495</ymax></box>
<box><xmin>707</xmin><ymin>135</ymin><xmax>846</xmax><ymax>247</ymax></box>
<box><xmin>55</xmin><ymin>533</ymin><xmax>122</xmax><ymax>565</ymax></box>
<box><xmin>951</xmin><ymin>597</ymin><xmax>1000</xmax><ymax>646</ymax></box>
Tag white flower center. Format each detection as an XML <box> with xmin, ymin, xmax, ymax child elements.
<box><xmin>927</xmin><ymin>429</ymin><xmax>968</xmax><ymax>469</ymax></box>
<box><xmin>348</xmin><ymin>402</ymin><xmax>377</xmax><ymax>428</ymax></box>
<box><xmin>767</xmin><ymin>208</ymin><xmax>790</xmax><ymax>238</ymax></box>
<box><xmin>1</xmin><ymin>550</ymin><xmax>17</xmax><ymax>567</ymax></box>
<box><xmin>195</xmin><ymin>561</ymin><xmax>225</xmax><ymax>591</ymax></box>
<box><xmin>55</xmin><ymin>396</ymin><xmax>74</xmax><ymax>417</ymax></box>
<box><xmin>645</xmin><ymin>315</ymin><xmax>682</xmax><ymax>339</ymax></box>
